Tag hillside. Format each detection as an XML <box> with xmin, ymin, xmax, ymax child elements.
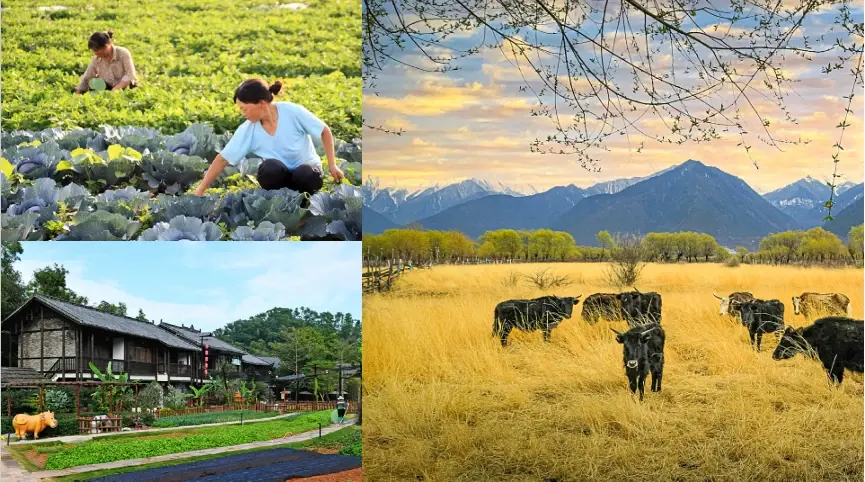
<box><xmin>363</xmin><ymin>207</ymin><xmax>398</xmax><ymax>235</ymax></box>
<box><xmin>823</xmin><ymin>198</ymin><xmax>865</xmax><ymax>241</ymax></box>
<box><xmin>414</xmin><ymin>185</ymin><xmax>584</xmax><ymax>238</ymax></box>
<box><xmin>550</xmin><ymin>160</ymin><xmax>799</xmax><ymax>248</ymax></box>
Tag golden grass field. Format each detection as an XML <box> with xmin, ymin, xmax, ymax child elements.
<box><xmin>362</xmin><ymin>263</ymin><xmax>864</xmax><ymax>482</ymax></box>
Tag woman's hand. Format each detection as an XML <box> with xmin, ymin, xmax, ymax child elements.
<box><xmin>329</xmin><ymin>163</ymin><xmax>345</xmax><ymax>183</ymax></box>
<box><xmin>195</xmin><ymin>155</ymin><xmax>229</xmax><ymax>196</ymax></box>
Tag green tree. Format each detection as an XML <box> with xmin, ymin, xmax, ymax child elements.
<box><xmin>596</xmin><ymin>231</ymin><xmax>615</xmax><ymax>251</ymax></box>
<box><xmin>96</xmin><ymin>301</ymin><xmax>128</xmax><ymax>316</ymax></box>
<box><xmin>26</xmin><ymin>264</ymin><xmax>88</xmax><ymax>304</ymax></box>
<box><xmin>135</xmin><ymin>309</ymin><xmax>150</xmax><ymax>322</ymax></box>
<box><xmin>848</xmin><ymin>225</ymin><xmax>864</xmax><ymax>261</ymax></box>
<box><xmin>1</xmin><ymin>242</ymin><xmax>27</xmax><ymax>315</ymax></box>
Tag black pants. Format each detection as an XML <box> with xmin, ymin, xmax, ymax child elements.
<box><xmin>337</xmin><ymin>408</ymin><xmax>346</xmax><ymax>418</ymax></box>
<box><xmin>257</xmin><ymin>159</ymin><xmax>323</xmax><ymax>194</ymax></box>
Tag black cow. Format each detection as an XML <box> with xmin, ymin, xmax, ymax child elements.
<box><xmin>773</xmin><ymin>316</ymin><xmax>864</xmax><ymax>384</ymax></box>
<box><xmin>581</xmin><ymin>293</ymin><xmax>622</xmax><ymax>324</ymax></box>
<box><xmin>737</xmin><ymin>299</ymin><xmax>785</xmax><ymax>352</ymax></box>
<box><xmin>611</xmin><ymin>323</ymin><xmax>665</xmax><ymax>401</ymax></box>
<box><xmin>619</xmin><ymin>290</ymin><xmax>662</xmax><ymax>327</ymax></box>
<box><xmin>493</xmin><ymin>295</ymin><xmax>581</xmax><ymax>346</ymax></box>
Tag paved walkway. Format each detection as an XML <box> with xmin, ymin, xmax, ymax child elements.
<box><xmin>3</xmin><ymin>412</ymin><xmax>297</xmax><ymax>446</ymax></box>
<box><xmin>6</xmin><ymin>420</ymin><xmax>356</xmax><ymax>481</ymax></box>
<box><xmin>1</xmin><ymin>446</ymin><xmax>31</xmax><ymax>482</ymax></box>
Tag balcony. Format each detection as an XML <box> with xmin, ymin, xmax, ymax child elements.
<box><xmin>169</xmin><ymin>363</ymin><xmax>193</xmax><ymax>378</ymax></box>
<box><xmin>45</xmin><ymin>357</ymin><xmax>176</xmax><ymax>379</ymax></box>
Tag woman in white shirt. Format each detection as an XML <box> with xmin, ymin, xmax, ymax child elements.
<box><xmin>194</xmin><ymin>79</ymin><xmax>344</xmax><ymax>195</ymax></box>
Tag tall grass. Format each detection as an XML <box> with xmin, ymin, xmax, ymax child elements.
<box><xmin>363</xmin><ymin>263</ymin><xmax>864</xmax><ymax>481</ymax></box>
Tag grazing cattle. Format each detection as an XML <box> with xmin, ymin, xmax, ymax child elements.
<box><xmin>12</xmin><ymin>411</ymin><xmax>58</xmax><ymax>440</ymax></box>
<box><xmin>773</xmin><ymin>316</ymin><xmax>864</xmax><ymax>384</ymax></box>
<box><xmin>714</xmin><ymin>292</ymin><xmax>755</xmax><ymax>319</ymax></box>
<box><xmin>738</xmin><ymin>299</ymin><xmax>785</xmax><ymax>352</ymax></box>
<box><xmin>611</xmin><ymin>323</ymin><xmax>665</xmax><ymax>401</ymax></box>
<box><xmin>493</xmin><ymin>295</ymin><xmax>581</xmax><ymax>346</ymax></box>
<box><xmin>619</xmin><ymin>290</ymin><xmax>662</xmax><ymax>327</ymax></box>
<box><xmin>581</xmin><ymin>293</ymin><xmax>622</xmax><ymax>324</ymax></box>
<box><xmin>792</xmin><ymin>292</ymin><xmax>852</xmax><ymax>319</ymax></box>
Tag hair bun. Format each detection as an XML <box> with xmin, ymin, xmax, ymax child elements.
<box><xmin>269</xmin><ymin>80</ymin><xmax>283</xmax><ymax>96</ymax></box>
<box><xmin>106</xmin><ymin>29</ymin><xmax>114</xmax><ymax>38</ymax></box>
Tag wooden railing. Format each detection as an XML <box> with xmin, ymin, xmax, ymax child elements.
<box><xmin>169</xmin><ymin>363</ymin><xmax>192</xmax><ymax>377</ymax></box>
<box><xmin>78</xmin><ymin>415</ymin><xmax>122</xmax><ymax>434</ymax></box>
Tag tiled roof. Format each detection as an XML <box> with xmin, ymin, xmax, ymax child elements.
<box><xmin>27</xmin><ymin>295</ymin><xmax>199</xmax><ymax>351</ymax></box>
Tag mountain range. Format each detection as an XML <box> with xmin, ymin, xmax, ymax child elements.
<box><xmin>364</xmin><ymin>161</ymin><xmax>864</xmax><ymax>248</ymax></box>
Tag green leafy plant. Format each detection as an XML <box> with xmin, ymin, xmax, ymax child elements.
<box><xmin>88</xmin><ymin>362</ymin><xmax>130</xmax><ymax>413</ymax></box>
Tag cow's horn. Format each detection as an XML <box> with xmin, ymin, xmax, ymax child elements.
<box><xmin>640</xmin><ymin>326</ymin><xmax>656</xmax><ymax>336</ymax></box>
<box><xmin>713</xmin><ymin>293</ymin><xmax>722</xmax><ymax>300</ymax></box>
<box><xmin>610</xmin><ymin>328</ymin><xmax>623</xmax><ymax>336</ymax></box>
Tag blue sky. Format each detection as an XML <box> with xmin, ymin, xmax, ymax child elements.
<box><xmin>363</xmin><ymin>3</ymin><xmax>865</xmax><ymax>192</ymax></box>
<box><xmin>14</xmin><ymin>242</ymin><xmax>361</xmax><ymax>332</ymax></box>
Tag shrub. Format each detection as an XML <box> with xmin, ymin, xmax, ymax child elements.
<box><xmin>44</xmin><ymin>389</ymin><xmax>73</xmax><ymax>413</ymax></box>
<box><xmin>1</xmin><ymin>389</ymin><xmax>40</xmax><ymax>413</ymax></box>
<box><xmin>725</xmin><ymin>256</ymin><xmax>741</xmax><ymax>268</ymax></box>
<box><xmin>604</xmin><ymin>234</ymin><xmax>646</xmax><ymax>288</ymax></box>
<box><xmin>163</xmin><ymin>385</ymin><xmax>188</xmax><ymax>410</ymax></box>
<box><xmin>523</xmin><ymin>268</ymin><xmax>572</xmax><ymax>290</ymax></box>
<box><xmin>138</xmin><ymin>381</ymin><xmax>163</xmax><ymax>410</ymax></box>
<box><xmin>121</xmin><ymin>412</ymin><xmax>155</xmax><ymax>428</ymax></box>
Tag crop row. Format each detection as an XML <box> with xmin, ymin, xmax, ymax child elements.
<box><xmin>2</xmin><ymin>0</ymin><xmax>361</xmax><ymax>138</ymax></box>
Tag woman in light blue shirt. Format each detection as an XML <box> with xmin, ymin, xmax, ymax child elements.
<box><xmin>194</xmin><ymin>78</ymin><xmax>344</xmax><ymax>195</ymax></box>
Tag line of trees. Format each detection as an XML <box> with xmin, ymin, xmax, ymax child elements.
<box><xmin>752</xmin><ymin>226</ymin><xmax>863</xmax><ymax>265</ymax></box>
<box><xmin>363</xmin><ymin>225</ymin><xmax>865</xmax><ymax>267</ymax></box>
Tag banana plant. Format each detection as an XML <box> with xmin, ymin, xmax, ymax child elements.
<box><xmin>189</xmin><ymin>384</ymin><xmax>210</xmax><ymax>407</ymax></box>
<box><xmin>89</xmin><ymin>361</ymin><xmax>130</xmax><ymax>413</ymax></box>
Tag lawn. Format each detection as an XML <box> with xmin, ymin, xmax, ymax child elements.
<box><xmin>363</xmin><ymin>263</ymin><xmax>864</xmax><ymax>481</ymax></box>
<box><xmin>8</xmin><ymin>410</ymin><xmax>334</xmax><ymax>471</ymax></box>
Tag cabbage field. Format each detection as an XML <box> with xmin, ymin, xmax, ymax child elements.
<box><xmin>1</xmin><ymin>125</ymin><xmax>362</xmax><ymax>240</ymax></box>
<box><xmin>1</xmin><ymin>0</ymin><xmax>362</xmax><ymax>241</ymax></box>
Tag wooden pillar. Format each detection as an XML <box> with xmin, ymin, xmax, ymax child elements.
<box><xmin>76</xmin><ymin>384</ymin><xmax>80</xmax><ymax>417</ymax></box>
<box><xmin>18</xmin><ymin>318</ymin><xmax>23</xmax><ymax>368</ymax></box>
<box><xmin>166</xmin><ymin>347</ymin><xmax>171</xmax><ymax>385</ymax></box>
<box><xmin>90</xmin><ymin>332</ymin><xmax>94</xmax><ymax>372</ymax></box>
<box><xmin>61</xmin><ymin>320</ymin><xmax>66</xmax><ymax>379</ymax></box>
<box><xmin>135</xmin><ymin>384</ymin><xmax>139</xmax><ymax>413</ymax></box>
<box><xmin>40</xmin><ymin>308</ymin><xmax>45</xmax><ymax>373</ymax></box>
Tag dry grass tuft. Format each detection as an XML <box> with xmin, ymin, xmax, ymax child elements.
<box><xmin>363</xmin><ymin>263</ymin><xmax>864</xmax><ymax>481</ymax></box>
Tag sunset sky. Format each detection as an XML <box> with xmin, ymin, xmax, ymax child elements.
<box><xmin>363</xmin><ymin>3</ymin><xmax>864</xmax><ymax>194</ymax></box>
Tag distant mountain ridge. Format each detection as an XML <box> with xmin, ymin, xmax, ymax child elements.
<box><xmin>413</xmin><ymin>185</ymin><xmax>584</xmax><ymax>238</ymax></box>
<box><xmin>363</xmin><ymin>163</ymin><xmax>862</xmax><ymax>249</ymax></box>
<box><xmin>361</xmin><ymin>177</ymin><xmax>537</xmax><ymax>225</ymax></box>
<box><xmin>764</xmin><ymin>177</ymin><xmax>862</xmax><ymax>228</ymax></box>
